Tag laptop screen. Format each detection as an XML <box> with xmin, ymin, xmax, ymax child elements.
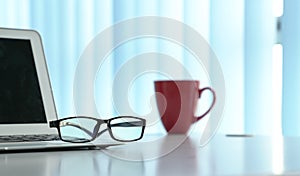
<box><xmin>0</xmin><ymin>38</ymin><xmax>47</xmax><ymax>124</ymax></box>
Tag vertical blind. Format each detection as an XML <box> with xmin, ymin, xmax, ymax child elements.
<box><xmin>0</xmin><ymin>0</ymin><xmax>299</xmax><ymax>136</ymax></box>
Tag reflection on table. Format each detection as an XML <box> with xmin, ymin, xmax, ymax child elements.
<box><xmin>1</xmin><ymin>134</ymin><xmax>300</xmax><ymax>175</ymax></box>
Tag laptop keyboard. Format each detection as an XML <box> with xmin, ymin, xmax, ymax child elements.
<box><xmin>0</xmin><ymin>134</ymin><xmax>60</xmax><ymax>143</ymax></box>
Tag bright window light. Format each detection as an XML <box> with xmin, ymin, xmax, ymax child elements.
<box><xmin>271</xmin><ymin>44</ymin><xmax>284</xmax><ymax>174</ymax></box>
<box><xmin>272</xmin><ymin>0</ymin><xmax>284</xmax><ymax>17</ymax></box>
<box><xmin>272</xmin><ymin>44</ymin><xmax>283</xmax><ymax>136</ymax></box>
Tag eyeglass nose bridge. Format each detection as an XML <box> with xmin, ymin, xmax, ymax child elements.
<box><xmin>91</xmin><ymin>123</ymin><xmax>99</xmax><ymax>138</ymax></box>
<box><xmin>92</xmin><ymin>119</ymin><xmax>109</xmax><ymax>138</ymax></box>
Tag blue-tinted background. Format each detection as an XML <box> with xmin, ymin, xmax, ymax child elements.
<box><xmin>0</xmin><ymin>0</ymin><xmax>298</xmax><ymax>136</ymax></box>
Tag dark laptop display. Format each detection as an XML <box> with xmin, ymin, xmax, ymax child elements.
<box><xmin>0</xmin><ymin>38</ymin><xmax>47</xmax><ymax>124</ymax></box>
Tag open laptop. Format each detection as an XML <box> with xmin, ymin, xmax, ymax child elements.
<box><xmin>0</xmin><ymin>28</ymin><xmax>118</xmax><ymax>152</ymax></box>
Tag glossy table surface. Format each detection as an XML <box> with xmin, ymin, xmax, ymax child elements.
<box><xmin>1</xmin><ymin>134</ymin><xmax>300</xmax><ymax>176</ymax></box>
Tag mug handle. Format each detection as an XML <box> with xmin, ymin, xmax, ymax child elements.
<box><xmin>194</xmin><ymin>87</ymin><xmax>216</xmax><ymax>122</ymax></box>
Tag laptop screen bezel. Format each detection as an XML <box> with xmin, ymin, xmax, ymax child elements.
<box><xmin>0</xmin><ymin>28</ymin><xmax>58</xmax><ymax>135</ymax></box>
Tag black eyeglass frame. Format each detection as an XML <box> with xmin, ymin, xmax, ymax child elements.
<box><xmin>49</xmin><ymin>116</ymin><xmax>146</xmax><ymax>143</ymax></box>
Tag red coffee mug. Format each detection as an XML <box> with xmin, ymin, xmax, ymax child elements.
<box><xmin>154</xmin><ymin>80</ymin><xmax>216</xmax><ymax>134</ymax></box>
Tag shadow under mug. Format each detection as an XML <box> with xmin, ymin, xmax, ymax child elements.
<box><xmin>154</xmin><ymin>80</ymin><xmax>216</xmax><ymax>134</ymax></box>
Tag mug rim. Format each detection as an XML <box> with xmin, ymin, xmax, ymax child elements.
<box><xmin>154</xmin><ymin>80</ymin><xmax>199</xmax><ymax>83</ymax></box>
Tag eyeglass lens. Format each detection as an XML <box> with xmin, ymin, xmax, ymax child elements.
<box><xmin>59</xmin><ymin>118</ymin><xmax>98</xmax><ymax>142</ymax></box>
<box><xmin>109</xmin><ymin>117</ymin><xmax>144</xmax><ymax>141</ymax></box>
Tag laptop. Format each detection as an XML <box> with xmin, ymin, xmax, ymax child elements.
<box><xmin>0</xmin><ymin>28</ymin><xmax>118</xmax><ymax>152</ymax></box>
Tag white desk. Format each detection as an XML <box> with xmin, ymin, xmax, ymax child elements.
<box><xmin>1</xmin><ymin>134</ymin><xmax>300</xmax><ymax>176</ymax></box>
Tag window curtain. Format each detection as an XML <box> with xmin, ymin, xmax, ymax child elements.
<box><xmin>282</xmin><ymin>0</ymin><xmax>300</xmax><ymax>136</ymax></box>
<box><xmin>1</xmin><ymin>0</ymin><xmax>298</xmax><ymax>136</ymax></box>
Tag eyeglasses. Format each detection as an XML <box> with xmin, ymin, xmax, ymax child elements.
<box><xmin>49</xmin><ymin>116</ymin><xmax>146</xmax><ymax>143</ymax></box>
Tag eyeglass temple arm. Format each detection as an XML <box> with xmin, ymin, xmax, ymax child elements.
<box><xmin>49</xmin><ymin>121</ymin><xmax>58</xmax><ymax>128</ymax></box>
<box><xmin>50</xmin><ymin>121</ymin><xmax>94</xmax><ymax>137</ymax></box>
<box><xmin>96</xmin><ymin>121</ymin><xmax>144</xmax><ymax>138</ymax></box>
